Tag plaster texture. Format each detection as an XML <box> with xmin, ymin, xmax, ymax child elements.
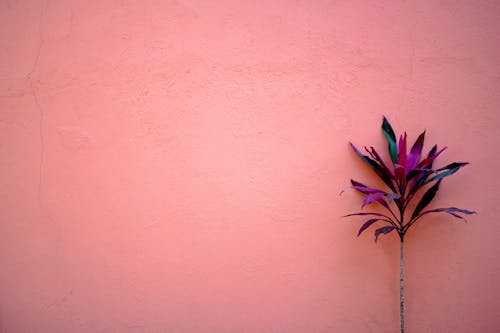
<box><xmin>1</xmin><ymin>1</ymin><xmax>500</xmax><ymax>332</ymax></box>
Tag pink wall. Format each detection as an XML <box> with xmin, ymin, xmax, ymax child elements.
<box><xmin>1</xmin><ymin>1</ymin><xmax>500</xmax><ymax>332</ymax></box>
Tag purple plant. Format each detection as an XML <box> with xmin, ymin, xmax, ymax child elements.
<box><xmin>343</xmin><ymin>117</ymin><xmax>475</xmax><ymax>333</ymax></box>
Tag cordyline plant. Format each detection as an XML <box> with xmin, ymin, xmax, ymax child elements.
<box><xmin>343</xmin><ymin>117</ymin><xmax>475</xmax><ymax>333</ymax></box>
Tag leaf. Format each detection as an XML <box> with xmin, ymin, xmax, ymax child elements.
<box><xmin>343</xmin><ymin>212</ymin><xmax>389</xmax><ymax>218</ymax></box>
<box><xmin>362</xmin><ymin>192</ymin><xmax>386</xmax><ymax>208</ymax></box>
<box><xmin>406</xmin><ymin>168</ymin><xmax>433</xmax><ymax>182</ymax></box>
<box><xmin>409</xmin><ymin>147</ymin><xmax>448</xmax><ymax>195</ymax></box>
<box><xmin>411</xmin><ymin>179</ymin><xmax>442</xmax><ymax>220</ymax></box>
<box><xmin>357</xmin><ymin>219</ymin><xmax>381</xmax><ymax>237</ymax></box>
<box><xmin>418</xmin><ymin>146</ymin><xmax>447</xmax><ymax>169</ymax></box>
<box><xmin>436</xmin><ymin>162</ymin><xmax>469</xmax><ymax>171</ymax></box>
<box><xmin>382</xmin><ymin>116</ymin><xmax>398</xmax><ymax>165</ymax></box>
<box><xmin>350</xmin><ymin>180</ymin><xmax>386</xmax><ymax>194</ymax></box>
<box><xmin>424</xmin><ymin>163</ymin><xmax>469</xmax><ymax>184</ymax></box>
<box><xmin>374</xmin><ymin>226</ymin><xmax>396</xmax><ymax>242</ymax></box>
<box><xmin>349</xmin><ymin>180</ymin><xmax>399</xmax><ymax>213</ymax></box>
<box><xmin>386</xmin><ymin>193</ymin><xmax>401</xmax><ymax>202</ymax></box>
<box><xmin>349</xmin><ymin>143</ymin><xmax>397</xmax><ymax>192</ymax></box>
<box><xmin>398</xmin><ymin>133</ymin><xmax>407</xmax><ymax>170</ymax></box>
<box><xmin>417</xmin><ymin>207</ymin><xmax>476</xmax><ymax>222</ymax></box>
<box><xmin>395</xmin><ymin>164</ymin><xmax>405</xmax><ymax>187</ymax></box>
<box><xmin>427</xmin><ymin>145</ymin><xmax>437</xmax><ymax>158</ymax></box>
<box><xmin>340</xmin><ymin>180</ymin><xmax>385</xmax><ymax>196</ymax></box>
<box><xmin>407</xmin><ymin>131</ymin><xmax>425</xmax><ymax>172</ymax></box>
<box><xmin>425</xmin><ymin>169</ymin><xmax>458</xmax><ymax>183</ymax></box>
<box><xmin>351</xmin><ymin>186</ymin><xmax>383</xmax><ymax>194</ymax></box>
<box><xmin>367</xmin><ymin>146</ymin><xmax>395</xmax><ymax>179</ymax></box>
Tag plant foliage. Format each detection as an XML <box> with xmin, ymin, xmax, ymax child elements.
<box><xmin>344</xmin><ymin>117</ymin><xmax>475</xmax><ymax>242</ymax></box>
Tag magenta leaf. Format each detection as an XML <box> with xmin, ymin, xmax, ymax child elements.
<box><xmin>407</xmin><ymin>131</ymin><xmax>425</xmax><ymax>172</ymax></box>
<box><xmin>395</xmin><ymin>164</ymin><xmax>405</xmax><ymax>187</ymax></box>
<box><xmin>398</xmin><ymin>133</ymin><xmax>407</xmax><ymax>171</ymax></box>
<box><xmin>374</xmin><ymin>226</ymin><xmax>396</xmax><ymax>242</ymax></box>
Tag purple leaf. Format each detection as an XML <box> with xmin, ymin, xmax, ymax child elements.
<box><xmin>357</xmin><ymin>219</ymin><xmax>381</xmax><ymax>237</ymax></box>
<box><xmin>407</xmin><ymin>131</ymin><xmax>425</xmax><ymax>172</ymax></box>
<box><xmin>350</xmin><ymin>180</ymin><xmax>386</xmax><ymax>194</ymax></box>
<box><xmin>362</xmin><ymin>192</ymin><xmax>386</xmax><ymax>208</ymax></box>
<box><xmin>417</xmin><ymin>207</ymin><xmax>476</xmax><ymax>221</ymax></box>
<box><xmin>352</xmin><ymin>186</ymin><xmax>384</xmax><ymax>194</ymax></box>
<box><xmin>349</xmin><ymin>180</ymin><xmax>392</xmax><ymax>210</ymax></box>
<box><xmin>343</xmin><ymin>212</ymin><xmax>389</xmax><ymax>218</ymax></box>
<box><xmin>374</xmin><ymin>226</ymin><xmax>396</xmax><ymax>242</ymax></box>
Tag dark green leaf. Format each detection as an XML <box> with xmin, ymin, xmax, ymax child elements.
<box><xmin>382</xmin><ymin>116</ymin><xmax>398</xmax><ymax>165</ymax></box>
<box><xmin>424</xmin><ymin>163</ymin><xmax>468</xmax><ymax>184</ymax></box>
<box><xmin>349</xmin><ymin>143</ymin><xmax>397</xmax><ymax>192</ymax></box>
<box><xmin>367</xmin><ymin>146</ymin><xmax>395</xmax><ymax>180</ymax></box>
<box><xmin>411</xmin><ymin>179</ymin><xmax>442</xmax><ymax>220</ymax></box>
<box><xmin>436</xmin><ymin>162</ymin><xmax>469</xmax><ymax>171</ymax></box>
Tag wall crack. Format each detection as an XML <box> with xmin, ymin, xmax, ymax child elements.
<box><xmin>27</xmin><ymin>0</ymin><xmax>46</xmax><ymax>209</ymax></box>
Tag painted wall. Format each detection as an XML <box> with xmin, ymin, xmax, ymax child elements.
<box><xmin>1</xmin><ymin>1</ymin><xmax>499</xmax><ymax>332</ymax></box>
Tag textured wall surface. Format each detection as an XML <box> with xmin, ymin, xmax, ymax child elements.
<box><xmin>1</xmin><ymin>1</ymin><xmax>500</xmax><ymax>332</ymax></box>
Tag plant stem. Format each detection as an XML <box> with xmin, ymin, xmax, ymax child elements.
<box><xmin>400</xmin><ymin>238</ymin><xmax>405</xmax><ymax>333</ymax></box>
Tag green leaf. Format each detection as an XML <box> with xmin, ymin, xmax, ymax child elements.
<box><xmin>382</xmin><ymin>116</ymin><xmax>398</xmax><ymax>164</ymax></box>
